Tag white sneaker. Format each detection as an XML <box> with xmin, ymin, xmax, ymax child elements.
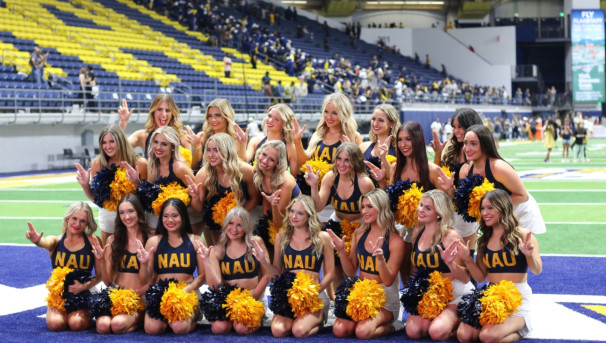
<box><xmin>561</xmin><ymin>159</ymin><xmax>565</xmax><ymax>163</ymax></box>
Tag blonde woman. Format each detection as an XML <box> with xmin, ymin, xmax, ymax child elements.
<box><xmin>188</xmin><ymin>133</ymin><xmax>259</xmax><ymax>245</ymax></box>
<box><xmin>246</xmin><ymin>104</ymin><xmax>299</xmax><ymax>175</ymax></box>
<box><xmin>359</xmin><ymin>104</ymin><xmax>399</xmax><ymax>182</ymax></box>
<box><xmin>196</xmin><ymin>98</ymin><xmax>248</xmax><ymax>163</ymax></box>
<box><xmin>269</xmin><ymin>196</ymin><xmax>335</xmax><ymax>338</ymax></box>
<box><xmin>75</xmin><ymin>124</ymin><xmax>147</xmax><ymax>245</ymax></box>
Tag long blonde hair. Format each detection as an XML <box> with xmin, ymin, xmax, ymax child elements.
<box><xmin>356</xmin><ymin>189</ymin><xmax>396</xmax><ymax>237</ymax></box>
<box><xmin>418</xmin><ymin>189</ymin><xmax>454</xmax><ymax>253</ymax></box>
<box><xmin>147</xmin><ymin>126</ymin><xmax>184</xmax><ymax>181</ymax></box>
<box><xmin>305</xmin><ymin>92</ymin><xmax>358</xmax><ymax>158</ymax></box>
<box><xmin>368</xmin><ymin>104</ymin><xmax>399</xmax><ymax>146</ymax></box>
<box><xmin>279</xmin><ymin>196</ymin><xmax>323</xmax><ymax>258</ymax></box>
<box><xmin>264</xmin><ymin>103</ymin><xmax>294</xmax><ymax>144</ymax></box>
<box><xmin>253</xmin><ymin>140</ymin><xmax>287</xmax><ymax>194</ymax></box>
<box><xmin>94</xmin><ymin>124</ymin><xmax>140</xmax><ymax>169</ymax></box>
<box><xmin>62</xmin><ymin>201</ymin><xmax>97</xmax><ymax>235</ymax></box>
<box><xmin>202</xmin><ymin>98</ymin><xmax>238</xmax><ymax>141</ymax></box>
<box><xmin>201</xmin><ymin>133</ymin><xmax>243</xmax><ymax>200</ymax></box>
<box><xmin>217</xmin><ymin>207</ymin><xmax>256</xmax><ymax>264</ymax></box>
<box><xmin>144</xmin><ymin>94</ymin><xmax>183</xmax><ymax>133</ymax></box>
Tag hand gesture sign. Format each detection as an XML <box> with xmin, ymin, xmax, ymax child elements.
<box><xmin>519</xmin><ymin>232</ymin><xmax>535</xmax><ymax>256</ymax></box>
<box><xmin>454</xmin><ymin>239</ymin><xmax>471</xmax><ymax>259</ymax></box>
<box><xmin>369</xmin><ymin>237</ymin><xmax>385</xmax><ymax>257</ymax></box>
<box><xmin>436</xmin><ymin>164</ymin><xmax>454</xmax><ymax>192</ymax></box>
<box><xmin>121</xmin><ymin>161</ymin><xmax>140</xmax><ymax>184</ymax></box>
<box><xmin>136</xmin><ymin>239</ymin><xmax>154</xmax><ymax>264</ymax></box>
<box><xmin>91</xmin><ymin>237</ymin><xmax>106</xmax><ymax>261</ymax></box>
<box><xmin>184</xmin><ymin>125</ymin><xmax>201</xmax><ymax>148</ymax></box>
<box><xmin>194</xmin><ymin>240</ymin><xmax>212</xmax><ymax>260</ymax></box>
<box><xmin>304</xmin><ymin>163</ymin><xmax>319</xmax><ymax>186</ymax></box>
<box><xmin>292</xmin><ymin>117</ymin><xmax>307</xmax><ymax>142</ymax></box>
<box><xmin>430</xmin><ymin>129</ymin><xmax>447</xmax><ymax>154</ymax></box>
<box><xmin>233</xmin><ymin>123</ymin><xmax>249</xmax><ymax>146</ymax></box>
<box><xmin>25</xmin><ymin>222</ymin><xmax>43</xmax><ymax>245</ymax></box>
<box><xmin>74</xmin><ymin>163</ymin><xmax>90</xmax><ymax>187</ymax></box>
<box><xmin>377</xmin><ymin>136</ymin><xmax>392</xmax><ymax>159</ymax></box>
<box><xmin>185</xmin><ymin>175</ymin><xmax>201</xmax><ymax>199</ymax></box>
<box><xmin>118</xmin><ymin>98</ymin><xmax>135</xmax><ymax>124</ymax></box>
<box><xmin>262</xmin><ymin>189</ymin><xmax>282</xmax><ymax>208</ymax></box>
<box><xmin>251</xmin><ymin>239</ymin><xmax>266</xmax><ymax>262</ymax></box>
<box><xmin>327</xmin><ymin>229</ymin><xmax>345</xmax><ymax>252</ymax></box>
<box><xmin>364</xmin><ymin>160</ymin><xmax>385</xmax><ymax>182</ymax></box>
<box><xmin>437</xmin><ymin>240</ymin><xmax>458</xmax><ymax>264</ymax></box>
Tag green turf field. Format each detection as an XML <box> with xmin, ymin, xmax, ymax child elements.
<box><xmin>2</xmin><ymin>139</ymin><xmax>605</xmax><ymax>255</ymax></box>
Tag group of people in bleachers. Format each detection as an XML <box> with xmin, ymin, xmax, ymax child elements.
<box><xmin>26</xmin><ymin>92</ymin><xmax>545</xmax><ymax>341</ymax></box>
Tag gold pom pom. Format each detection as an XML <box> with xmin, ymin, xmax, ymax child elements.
<box><xmin>109</xmin><ymin>288</ymin><xmax>145</xmax><ymax>316</ymax></box>
<box><xmin>300</xmin><ymin>159</ymin><xmax>333</xmax><ymax>185</ymax></box>
<box><xmin>223</xmin><ymin>288</ymin><xmax>265</xmax><ymax>328</ymax></box>
<box><xmin>104</xmin><ymin>168</ymin><xmax>137</xmax><ymax>212</ymax></box>
<box><xmin>386</xmin><ymin>154</ymin><xmax>397</xmax><ymax>164</ymax></box>
<box><xmin>179</xmin><ymin>146</ymin><xmax>193</xmax><ymax>168</ymax></box>
<box><xmin>268</xmin><ymin>220</ymin><xmax>280</xmax><ymax>246</ymax></box>
<box><xmin>212</xmin><ymin>192</ymin><xmax>239</xmax><ymax>225</ymax></box>
<box><xmin>346</xmin><ymin>278</ymin><xmax>386</xmax><ymax>322</ymax></box>
<box><xmin>287</xmin><ymin>271</ymin><xmax>324</xmax><ymax>318</ymax></box>
<box><xmin>152</xmin><ymin>181</ymin><xmax>191</xmax><ymax>216</ymax></box>
<box><xmin>417</xmin><ymin>271</ymin><xmax>454</xmax><ymax>320</ymax></box>
<box><xmin>468</xmin><ymin>178</ymin><xmax>495</xmax><ymax>222</ymax></box>
<box><xmin>45</xmin><ymin>266</ymin><xmax>73</xmax><ymax>311</ymax></box>
<box><xmin>160</xmin><ymin>281</ymin><xmax>199</xmax><ymax>323</ymax></box>
<box><xmin>340</xmin><ymin>219</ymin><xmax>360</xmax><ymax>254</ymax></box>
<box><xmin>395</xmin><ymin>183</ymin><xmax>423</xmax><ymax>228</ymax></box>
<box><xmin>441</xmin><ymin>165</ymin><xmax>453</xmax><ymax>179</ymax></box>
<box><xmin>479</xmin><ymin>280</ymin><xmax>523</xmax><ymax>326</ymax></box>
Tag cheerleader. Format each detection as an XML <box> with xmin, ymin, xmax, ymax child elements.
<box><xmin>75</xmin><ymin>124</ymin><xmax>147</xmax><ymax>245</ymax></box>
<box><xmin>459</xmin><ymin>125</ymin><xmax>546</xmax><ymax>234</ymax></box>
<box><xmin>136</xmin><ymin>198</ymin><xmax>206</xmax><ymax>335</ymax></box>
<box><xmin>25</xmin><ymin>202</ymin><xmax>102</xmax><ymax>331</ymax></box>
<box><xmin>245</xmin><ymin>104</ymin><xmax>300</xmax><ymax>175</ymax></box>
<box><xmin>92</xmin><ymin>194</ymin><xmax>148</xmax><ymax>334</ymax></box>
<box><xmin>188</xmin><ymin>133</ymin><xmax>259</xmax><ymax>245</ymax></box>
<box><xmin>269</xmin><ymin>196</ymin><xmax>336</xmax><ymax>338</ymax></box>
<box><xmin>197</xmin><ymin>207</ymin><xmax>271</xmax><ymax>334</ymax></box>
<box><xmin>359</xmin><ymin>104</ymin><xmax>399</xmax><ymax>183</ymax></box>
<box><xmin>404</xmin><ymin>189</ymin><xmax>473</xmax><ymax>340</ymax></box>
<box><xmin>456</xmin><ymin>189</ymin><xmax>542</xmax><ymax>342</ymax></box>
<box><xmin>328</xmin><ymin>189</ymin><xmax>404</xmax><ymax>339</ymax></box>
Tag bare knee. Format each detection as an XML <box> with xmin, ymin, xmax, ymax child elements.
<box><xmin>479</xmin><ymin>327</ymin><xmax>500</xmax><ymax>343</ymax></box>
<box><xmin>47</xmin><ymin>318</ymin><xmax>67</xmax><ymax>332</ymax></box>
<box><xmin>429</xmin><ymin>325</ymin><xmax>451</xmax><ymax>341</ymax></box>
<box><xmin>96</xmin><ymin>316</ymin><xmax>112</xmax><ymax>334</ymax></box>
<box><xmin>211</xmin><ymin>320</ymin><xmax>232</xmax><ymax>334</ymax></box>
<box><xmin>355</xmin><ymin>322</ymin><xmax>375</xmax><ymax>340</ymax></box>
<box><xmin>170</xmin><ymin>320</ymin><xmax>194</xmax><ymax>335</ymax></box>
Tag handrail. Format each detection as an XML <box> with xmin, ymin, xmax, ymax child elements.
<box><xmin>444</xmin><ymin>30</ymin><xmax>493</xmax><ymax>65</ymax></box>
<box><xmin>10</xmin><ymin>2</ymin><xmax>59</xmax><ymax>33</ymax></box>
<box><xmin>68</xmin><ymin>31</ymin><xmax>116</xmax><ymax>62</ymax></box>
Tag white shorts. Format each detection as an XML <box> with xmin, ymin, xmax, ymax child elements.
<box><xmin>382</xmin><ymin>281</ymin><xmax>401</xmax><ymax>322</ymax></box>
<box><xmin>514</xmin><ymin>194</ymin><xmax>546</xmax><ymax>234</ymax></box>
<box><xmin>98</xmin><ymin>208</ymin><xmax>117</xmax><ymax>234</ymax></box>
<box><xmin>188</xmin><ymin>207</ymin><xmax>203</xmax><ymax>224</ymax></box>
<box><xmin>448</xmin><ymin>280</ymin><xmax>475</xmax><ymax>305</ymax></box>
<box><xmin>317</xmin><ymin>204</ymin><xmax>335</xmax><ymax>223</ymax></box>
<box><xmin>513</xmin><ymin>281</ymin><xmax>533</xmax><ymax>338</ymax></box>
<box><xmin>396</xmin><ymin>224</ymin><xmax>414</xmax><ymax>243</ymax></box>
<box><xmin>145</xmin><ymin>212</ymin><xmax>159</xmax><ymax>229</ymax></box>
<box><xmin>453</xmin><ymin>213</ymin><xmax>478</xmax><ymax>239</ymax></box>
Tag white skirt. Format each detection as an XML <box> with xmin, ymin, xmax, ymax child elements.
<box><xmin>98</xmin><ymin>208</ymin><xmax>117</xmax><ymax>234</ymax></box>
<box><xmin>453</xmin><ymin>212</ymin><xmax>479</xmax><ymax>238</ymax></box>
<box><xmin>513</xmin><ymin>281</ymin><xmax>534</xmax><ymax>338</ymax></box>
<box><xmin>514</xmin><ymin>194</ymin><xmax>546</xmax><ymax>234</ymax></box>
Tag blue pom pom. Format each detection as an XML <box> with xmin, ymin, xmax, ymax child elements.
<box><xmin>62</xmin><ymin>270</ymin><xmax>92</xmax><ymax>313</ymax></box>
<box><xmin>254</xmin><ymin>213</ymin><xmax>272</xmax><ymax>248</ymax></box>
<box><xmin>200</xmin><ymin>284</ymin><xmax>237</xmax><ymax>322</ymax></box>
<box><xmin>295</xmin><ymin>172</ymin><xmax>311</xmax><ymax>196</ymax></box>
<box><xmin>269</xmin><ymin>271</ymin><xmax>296</xmax><ymax>319</ymax></box>
<box><xmin>136</xmin><ymin>180</ymin><xmax>161</xmax><ymax>213</ymax></box>
<box><xmin>90</xmin><ymin>166</ymin><xmax>117</xmax><ymax>208</ymax></box>
<box><xmin>386</xmin><ymin>179</ymin><xmax>414</xmax><ymax>212</ymax></box>
<box><xmin>400</xmin><ymin>268</ymin><xmax>431</xmax><ymax>315</ymax></box>
<box><xmin>145</xmin><ymin>278</ymin><xmax>177</xmax><ymax>321</ymax></box>
<box><xmin>334</xmin><ymin>277</ymin><xmax>359</xmax><ymax>320</ymax></box>
<box><xmin>453</xmin><ymin>174</ymin><xmax>485</xmax><ymax>223</ymax></box>
<box><xmin>202</xmin><ymin>194</ymin><xmax>223</xmax><ymax>232</ymax></box>
<box><xmin>88</xmin><ymin>288</ymin><xmax>111</xmax><ymax>318</ymax></box>
<box><xmin>457</xmin><ymin>284</ymin><xmax>487</xmax><ymax>329</ymax></box>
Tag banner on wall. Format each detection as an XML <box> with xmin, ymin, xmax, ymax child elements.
<box><xmin>571</xmin><ymin>9</ymin><xmax>605</xmax><ymax>103</ymax></box>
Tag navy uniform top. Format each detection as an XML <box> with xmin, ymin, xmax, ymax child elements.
<box><xmin>331</xmin><ymin>174</ymin><xmax>362</xmax><ymax>215</ymax></box>
<box><xmin>411</xmin><ymin>229</ymin><xmax>451</xmax><ymax>273</ymax></box>
<box><xmin>363</xmin><ymin>143</ymin><xmax>396</xmax><ymax>169</ymax></box>
<box><xmin>51</xmin><ymin>233</ymin><xmax>94</xmax><ymax>274</ymax></box>
<box><xmin>482</xmin><ymin>244</ymin><xmax>528</xmax><ymax>273</ymax></box>
<box><xmin>216</xmin><ymin>180</ymin><xmax>249</xmax><ymax>202</ymax></box>
<box><xmin>313</xmin><ymin>140</ymin><xmax>341</xmax><ymax>163</ymax></box>
<box><xmin>154</xmin><ymin>158</ymin><xmax>187</xmax><ymax>188</ymax></box>
<box><xmin>356</xmin><ymin>230</ymin><xmax>391</xmax><ymax>275</ymax></box>
<box><xmin>118</xmin><ymin>250</ymin><xmax>140</xmax><ymax>274</ymax></box>
<box><xmin>220</xmin><ymin>252</ymin><xmax>259</xmax><ymax>281</ymax></box>
<box><xmin>154</xmin><ymin>235</ymin><xmax>197</xmax><ymax>275</ymax></box>
<box><xmin>260</xmin><ymin>184</ymin><xmax>300</xmax><ymax>204</ymax></box>
<box><xmin>283</xmin><ymin>243</ymin><xmax>323</xmax><ymax>273</ymax></box>
<box><xmin>469</xmin><ymin>160</ymin><xmax>512</xmax><ymax>195</ymax></box>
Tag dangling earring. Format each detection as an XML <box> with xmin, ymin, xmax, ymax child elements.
<box><xmin>437</xmin><ymin>216</ymin><xmax>441</xmax><ymax>221</ymax></box>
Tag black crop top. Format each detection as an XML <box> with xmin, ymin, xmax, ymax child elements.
<box><xmin>469</xmin><ymin>160</ymin><xmax>512</xmax><ymax>195</ymax></box>
<box><xmin>154</xmin><ymin>235</ymin><xmax>197</xmax><ymax>275</ymax></box>
<box><xmin>411</xmin><ymin>229</ymin><xmax>451</xmax><ymax>274</ymax></box>
<box><xmin>51</xmin><ymin>233</ymin><xmax>94</xmax><ymax>274</ymax></box>
<box><xmin>118</xmin><ymin>250</ymin><xmax>140</xmax><ymax>274</ymax></box>
<box><xmin>220</xmin><ymin>252</ymin><xmax>259</xmax><ymax>281</ymax></box>
<box><xmin>331</xmin><ymin>174</ymin><xmax>362</xmax><ymax>215</ymax></box>
<box><xmin>482</xmin><ymin>244</ymin><xmax>528</xmax><ymax>273</ymax></box>
<box><xmin>283</xmin><ymin>243</ymin><xmax>323</xmax><ymax>273</ymax></box>
<box><xmin>313</xmin><ymin>140</ymin><xmax>341</xmax><ymax>163</ymax></box>
<box><xmin>356</xmin><ymin>230</ymin><xmax>391</xmax><ymax>275</ymax></box>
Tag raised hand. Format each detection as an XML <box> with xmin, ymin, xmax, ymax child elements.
<box><xmin>118</xmin><ymin>98</ymin><xmax>134</xmax><ymax>124</ymax></box>
<box><xmin>91</xmin><ymin>237</ymin><xmax>106</xmax><ymax>261</ymax></box>
<box><xmin>25</xmin><ymin>222</ymin><xmax>43</xmax><ymax>244</ymax></box>
<box><xmin>185</xmin><ymin>175</ymin><xmax>201</xmax><ymax>199</ymax></box>
<box><xmin>454</xmin><ymin>239</ymin><xmax>471</xmax><ymax>259</ymax></box>
<box><xmin>136</xmin><ymin>239</ymin><xmax>154</xmax><ymax>264</ymax></box>
<box><xmin>292</xmin><ymin>117</ymin><xmax>307</xmax><ymax>142</ymax></box>
<box><xmin>184</xmin><ymin>125</ymin><xmax>201</xmax><ymax>147</ymax></box>
<box><xmin>438</xmin><ymin>240</ymin><xmax>458</xmax><ymax>264</ymax></box>
<box><xmin>262</xmin><ymin>189</ymin><xmax>282</xmax><ymax>208</ymax></box>
<box><xmin>194</xmin><ymin>240</ymin><xmax>212</xmax><ymax>260</ymax></box>
<box><xmin>364</xmin><ymin>160</ymin><xmax>385</xmax><ymax>181</ymax></box>
<box><xmin>74</xmin><ymin>163</ymin><xmax>90</xmax><ymax>187</ymax></box>
<box><xmin>121</xmin><ymin>161</ymin><xmax>140</xmax><ymax>184</ymax></box>
<box><xmin>369</xmin><ymin>237</ymin><xmax>385</xmax><ymax>257</ymax></box>
<box><xmin>430</xmin><ymin>129</ymin><xmax>447</xmax><ymax>154</ymax></box>
<box><xmin>377</xmin><ymin>136</ymin><xmax>392</xmax><ymax>159</ymax></box>
<box><xmin>341</xmin><ymin>134</ymin><xmax>351</xmax><ymax>143</ymax></box>
<box><xmin>327</xmin><ymin>229</ymin><xmax>345</xmax><ymax>252</ymax></box>
<box><xmin>233</xmin><ymin>123</ymin><xmax>249</xmax><ymax>146</ymax></box>
<box><xmin>519</xmin><ymin>232</ymin><xmax>535</xmax><ymax>256</ymax></box>
<box><xmin>304</xmin><ymin>163</ymin><xmax>320</xmax><ymax>186</ymax></box>
<box><xmin>251</xmin><ymin>239</ymin><xmax>266</xmax><ymax>262</ymax></box>
<box><xmin>436</xmin><ymin>164</ymin><xmax>454</xmax><ymax>192</ymax></box>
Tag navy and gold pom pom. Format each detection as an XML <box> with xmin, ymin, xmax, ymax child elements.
<box><xmin>200</xmin><ymin>283</ymin><xmax>237</xmax><ymax>322</ymax></box>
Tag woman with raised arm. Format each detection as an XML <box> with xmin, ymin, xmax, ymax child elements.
<box><xmin>136</xmin><ymin>198</ymin><xmax>206</xmax><ymax>335</ymax></box>
<box><xmin>125</xmin><ymin>126</ymin><xmax>195</xmax><ymax>233</ymax></box>
<box><xmin>430</xmin><ymin>108</ymin><xmax>484</xmax><ymax>251</ymax></box>
<box><xmin>458</xmin><ymin>125</ymin><xmax>546</xmax><ymax>234</ymax></box>
<box><xmin>197</xmin><ymin>207</ymin><xmax>271</xmax><ymax>334</ymax></box>
<box><xmin>269</xmin><ymin>195</ymin><xmax>335</xmax><ymax>338</ymax></box>
<box><xmin>188</xmin><ymin>133</ymin><xmax>259</xmax><ymax>246</ymax></box>
<box><xmin>456</xmin><ymin>189</ymin><xmax>542</xmax><ymax>343</ymax></box>
<box><xmin>25</xmin><ymin>202</ymin><xmax>102</xmax><ymax>331</ymax></box>
<box><xmin>75</xmin><ymin>124</ymin><xmax>147</xmax><ymax>246</ymax></box>
<box><xmin>403</xmin><ymin>190</ymin><xmax>473</xmax><ymax>340</ymax></box>
<box><xmin>359</xmin><ymin>104</ymin><xmax>399</xmax><ymax>183</ymax></box>
<box><xmin>91</xmin><ymin>194</ymin><xmax>149</xmax><ymax>334</ymax></box>
<box><xmin>328</xmin><ymin>188</ymin><xmax>404</xmax><ymax>339</ymax></box>
<box><xmin>245</xmin><ymin>103</ymin><xmax>300</xmax><ymax>175</ymax></box>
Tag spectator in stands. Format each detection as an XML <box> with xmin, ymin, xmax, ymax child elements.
<box><xmin>524</xmin><ymin>88</ymin><xmax>531</xmax><ymax>105</ymax></box>
<box><xmin>85</xmin><ymin>65</ymin><xmax>97</xmax><ymax>110</ymax></box>
<box><xmin>250</xmin><ymin>50</ymin><xmax>257</xmax><ymax>69</ymax></box>
<box><xmin>430</xmin><ymin>118</ymin><xmax>443</xmax><ymax>138</ymax></box>
<box><xmin>274</xmin><ymin>80</ymin><xmax>283</xmax><ymax>103</ymax></box>
<box><xmin>76</xmin><ymin>67</ymin><xmax>87</xmax><ymax>106</ymax></box>
<box><xmin>223</xmin><ymin>52</ymin><xmax>232</xmax><ymax>78</ymax></box>
<box><xmin>424</xmin><ymin>54</ymin><xmax>431</xmax><ymax>69</ymax></box>
<box><xmin>294</xmin><ymin>76</ymin><xmax>308</xmax><ymax>111</ymax></box>
<box><xmin>282</xmin><ymin>81</ymin><xmax>294</xmax><ymax>104</ymax></box>
<box><xmin>262</xmin><ymin>71</ymin><xmax>271</xmax><ymax>85</ymax></box>
<box><xmin>29</xmin><ymin>47</ymin><xmax>43</xmax><ymax>85</ymax></box>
